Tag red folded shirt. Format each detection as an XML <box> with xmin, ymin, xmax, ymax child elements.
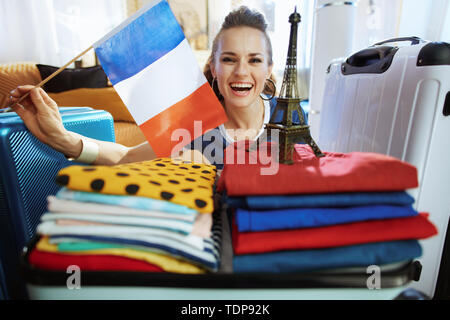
<box><xmin>218</xmin><ymin>144</ymin><xmax>418</xmax><ymax>196</ymax></box>
<box><xmin>232</xmin><ymin>213</ymin><xmax>437</xmax><ymax>255</ymax></box>
<box><xmin>28</xmin><ymin>249</ymin><xmax>164</xmax><ymax>272</ymax></box>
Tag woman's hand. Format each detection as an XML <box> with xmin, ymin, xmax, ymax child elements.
<box><xmin>9</xmin><ymin>85</ymin><xmax>82</xmax><ymax>158</ymax></box>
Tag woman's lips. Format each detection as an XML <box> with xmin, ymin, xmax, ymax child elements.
<box><xmin>229</xmin><ymin>82</ymin><xmax>253</xmax><ymax>97</ymax></box>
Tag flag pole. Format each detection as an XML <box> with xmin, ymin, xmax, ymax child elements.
<box><xmin>3</xmin><ymin>45</ymin><xmax>94</xmax><ymax>110</ymax></box>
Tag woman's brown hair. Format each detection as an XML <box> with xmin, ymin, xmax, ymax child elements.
<box><xmin>203</xmin><ymin>6</ymin><xmax>276</xmax><ymax>100</ymax></box>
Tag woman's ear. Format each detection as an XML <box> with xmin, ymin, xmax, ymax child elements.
<box><xmin>267</xmin><ymin>63</ymin><xmax>273</xmax><ymax>79</ymax></box>
<box><xmin>210</xmin><ymin>63</ymin><xmax>216</xmax><ymax>78</ymax></box>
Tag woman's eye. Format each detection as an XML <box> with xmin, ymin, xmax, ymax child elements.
<box><xmin>221</xmin><ymin>57</ymin><xmax>234</xmax><ymax>62</ymax></box>
<box><xmin>249</xmin><ymin>58</ymin><xmax>263</xmax><ymax>63</ymax></box>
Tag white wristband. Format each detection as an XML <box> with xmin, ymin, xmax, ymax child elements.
<box><xmin>74</xmin><ymin>139</ymin><xmax>99</xmax><ymax>164</ymax></box>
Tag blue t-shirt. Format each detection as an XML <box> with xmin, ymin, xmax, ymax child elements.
<box><xmin>188</xmin><ymin>97</ymin><xmax>307</xmax><ymax>169</ymax></box>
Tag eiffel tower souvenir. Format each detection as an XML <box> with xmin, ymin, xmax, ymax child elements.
<box><xmin>263</xmin><ymin>7</ymin><xmax>324</xmax><ymax>164</ymax></box>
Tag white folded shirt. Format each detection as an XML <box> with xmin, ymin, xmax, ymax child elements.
<box><xmin>41</xmin><ymin>212</ymin><xmax>193</xmax><ymax>234</ymax></box>
<box><xmin>41</xmin><ymin>211</ymin><xmax>212</xmax><ymax>238</ymax></box>
<box><xmin>37</xmin><ymin>220</ymin><xmax>204</xmax><ymax>250</ymax></box>
<box><xmin>47</xmin><ymin>196</ymin><xmax>196</xmax><ymax>222</ymax></box>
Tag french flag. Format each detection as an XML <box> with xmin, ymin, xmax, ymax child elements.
<box><xmin>93</xmin><ymin>0</ymin><xmax>227</xmax><ymax>157</ymax></box>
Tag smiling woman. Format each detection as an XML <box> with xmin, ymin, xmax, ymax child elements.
<box><xmin>186</xmin><ymin>6</ymin><xmax>306</xmax><ymax>167</ymax></box>
<box><xmin>191</xmin><ymin>7</ymin><xmax>276</xmax><ymax>145</ymax></box>
<box><xmin>213</xmin><ymin>27</ymin><xmax>272</xmax><ymax>101</ymax></box>
<box><xmin>210</xmin><ymin>26</ymin><xmax>272</xmax><ymax>142</ymax></box>
<box><xmin>204</xmin><ymin>6</ymin><xmax>275</xmax><ymax>101</ymax></box>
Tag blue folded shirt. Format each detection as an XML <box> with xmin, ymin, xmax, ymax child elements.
<box><xmin>226</xmin><ymin>191</ymin><xmax>415</xmax><ymax>210</ymax></box>
<box><xmin>235</xmin><ymin>204</ymin><xmax>418</xmax><ymax>232</ymax></box>
<box><xmin>233</xmin><ymin>240</ymin><xmax>422</xmax><ymax>273</ymax></box>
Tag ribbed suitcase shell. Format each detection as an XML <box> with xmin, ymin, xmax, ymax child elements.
<box><xmin>318</xmin><ymin>38</ymin><xmax>450</xmax><ymax>298</ymax></box>
<box><xmin>0</xmin><ymin>107</ymin><xmax>115</xmax><ymax>299</ymax></box>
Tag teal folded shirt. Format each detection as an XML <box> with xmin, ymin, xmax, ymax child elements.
<box><xmin>56</xmin><ymin>187</ymin><xmax>196</xmax><ymax>215</ymax></box>
<box><xmin>233</xmin><ymin>240</ymin><xmax>422</xmax><ymax>273</ymax></box>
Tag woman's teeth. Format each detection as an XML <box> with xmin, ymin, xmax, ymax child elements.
<box><xmin>230</xmin><ymin>83</ymin><xmax>253</xmax><ymax>91</ymax></box>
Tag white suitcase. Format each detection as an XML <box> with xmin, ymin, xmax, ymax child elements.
<box><xmin>317</xmin><ymin>37</ymin><xmax>450</xmax><ymax>298</ymax></box>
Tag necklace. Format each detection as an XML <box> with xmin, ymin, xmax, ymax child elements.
<box><xmin>225</xmin><ymin>98</ymin><xmax>265</xmax><ymax>141</ymax></box>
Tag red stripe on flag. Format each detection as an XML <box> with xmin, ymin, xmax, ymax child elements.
<box><xmin>139</xmin><ymin>82</ymin><xmax>227</xmax><ymax>157</ymax></box>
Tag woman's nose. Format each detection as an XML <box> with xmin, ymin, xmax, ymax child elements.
<box><xmin>234</xmin><ymin>61</ymin><xmax>249</xmax><ymax>76</ymax></box>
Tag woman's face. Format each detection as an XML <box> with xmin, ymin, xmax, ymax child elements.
<box><xmin>211</xmin><ymin>26</ymin><xmax>273</xmax><ymax>109</ymax></box>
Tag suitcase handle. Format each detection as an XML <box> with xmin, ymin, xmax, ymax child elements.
<box><xmin>373</xmin><ymin>36</ymin><xmax>423</xmax><ymax>46</ymax></box>
<box><xmin>346</xmin><ymin>46</ymin><xmax>395</xmax><ymax>67</ymax></box>
<box><xmin>342</xmin><ymin>46</ymin><xmax>399</xmax><ymax>75</ymax></box>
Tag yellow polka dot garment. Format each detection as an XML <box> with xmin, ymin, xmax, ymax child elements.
<box><xmin>55</xmin><ymin>158</ymin><xmax>217</xmax><ymax>213</ymax></box>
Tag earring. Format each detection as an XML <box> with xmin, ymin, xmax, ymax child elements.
<box><xmin>260</xmin><ymin>78</ymin><xmax>276</xmax><ymax>101</ymax></box>
<box><xmin>211</xmin><ymin>77</ymin><xmax>223</xmax><ymax>100</ymax></box>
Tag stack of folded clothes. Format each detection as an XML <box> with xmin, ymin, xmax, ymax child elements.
<box><xmin>29</xmin><ymin>158</ymin><xmax>221</xmax><ymax>274</ymax></box>
<box><xmin>218</xmin><ymin>144</ymin><xmax>438</xmax><ymax>273</ymax></box>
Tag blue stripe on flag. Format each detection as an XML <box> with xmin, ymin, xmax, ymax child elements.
<box><xmin>94</xmin><ymin>0</ymin><xmax>185</xmax><ymax>85</ymax></box>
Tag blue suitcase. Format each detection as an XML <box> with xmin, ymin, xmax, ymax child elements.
<box><xmin>0</xmin><ymin>107</ymin><xmax>115</xmax><ymax>299</ymax></box>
